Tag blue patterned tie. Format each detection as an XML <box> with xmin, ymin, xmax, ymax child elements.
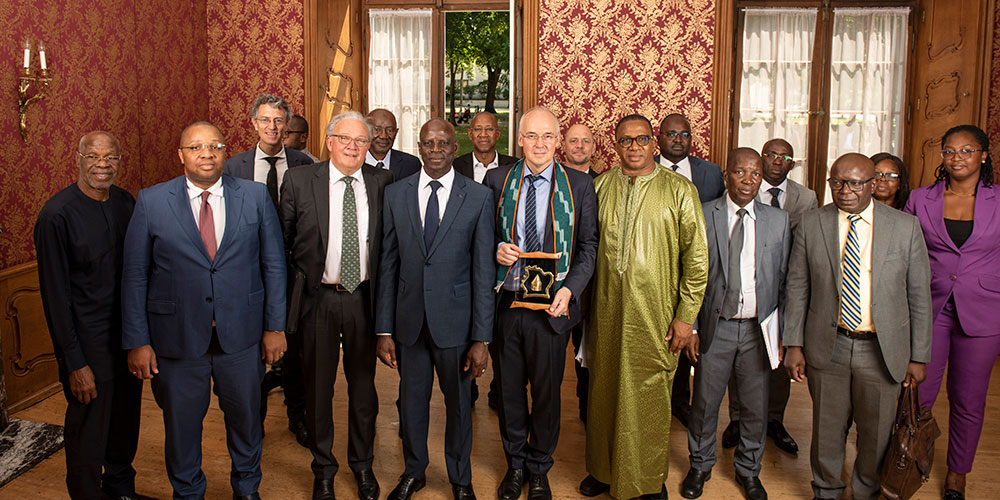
<box><xmin>424</xmin><ymin>180</ymin><xmax>442</xmax><ymax>250</ymax></box>
<box><xmin>841</xmin><ymin>214</ymin><xmax>863</xmax><ymax>330</ymax></box>
<box><xmin>523</xmin><ymin>174</ymin><xmax>541</xmax><ymax>252</ymax></box>
<box><xmin>340</xmin><ymin>176</ymin><xmax>360</xmax><ymax>293</ymax></box>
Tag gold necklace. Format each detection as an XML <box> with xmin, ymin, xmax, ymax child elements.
<box><xmin>946</xmin><ymin>188</ymin><xmax>976</xmax><ymax>198</ymax></box>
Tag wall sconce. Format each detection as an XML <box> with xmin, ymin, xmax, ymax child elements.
<box><xmin>17</xmin><ymin>38</ymin><xmax>52</xmax><ymax>142</ymax></box>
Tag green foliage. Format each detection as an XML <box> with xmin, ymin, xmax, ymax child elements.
<box><xmin>446</xmin><ymin>11</ymin><xmax>509</xmax><ymax>114</ymax></box>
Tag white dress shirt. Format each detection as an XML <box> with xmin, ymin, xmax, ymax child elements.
<box><xmin>417</xmin><ymin>167</ymin><xmax>455</xmax><ymax>228</ymax></box>
<box><xmin>472</xmin><ymin>152</ymin><xmax>500</xmax><ymax>183</ymax></box>
<box><xmin>659</xmin><ymin>155</ymin><xmax>693</xmax><ymax>182</ymax></box>
<box><xmin>758</xmin><ymin>178</ymin><xmax>788</xmax><ymax>208</ymax></box>
<box><xmin>727</xmin><ymin>196</ymin><xmax>757</xmax><ymax>319</ymax></box>
<box><xmin>322</xmin><ymin>165</ymin><xmax>370</xmax><ymax>284</ymax></box>
<box><xmin>252</xmin><ymin>144</ymin><xmax>290</xmax><ymax>200</ymax></box>
<box><xmin>187</xmin><ymin>177</ymin><xmax>226</xmax><ymax>250</ymax></box>
<box><xmin>366</xmin><ymin>150</ymin><xmax>392</xmax><ymax>171</ymax></box>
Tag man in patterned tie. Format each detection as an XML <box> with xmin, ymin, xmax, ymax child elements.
<box><xmin>279</xmin><ymin>111</ymin><xmax>394</xmax><ymax>500</ymax></box>
<box><xmin>783</xmin><ymin>153</ymin><xmax>932</xmax><ymax>500</ymax></box>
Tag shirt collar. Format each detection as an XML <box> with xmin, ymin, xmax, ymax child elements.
<box><xmin>726</xmin><ymin>194</ymin><xmax>756</xmax><ymax>221</ymax></box>
<box><xmin>255</xmin><ymin>143</ymin><xmax>286</xmax><ymax>160</ymax></box>
<box><xmin>366</xmin><ymin>150</ymin><xmax>390</xmax><ymax>166</ymax></box>
<box><xmin>839</xmin><ymin>200</ymin><xmax>875</xmax><ymax>225</ymax></box>
<box><xmin>186</xmin><ymin>176</ymin><xmax>223</xmax><ymax>199</ymax></box>
<box><xmin>760</xmin><ymin>177</ymin><xmax>788</xmax><ymax>193</ymax></box>
<box><xmin>522</xmin><ymin>161</ymin><xmax>554</xmax><ymax>183</ymax></box>
<box><xmin>660</xmin><ymin>155</ymin><xmax>691</xmax><ymax>169</ymax></box>
<box><xmin>473</xmin><ymin>152</ymin><xmax>499</xmax><ymax>170</ymax></box>
<box><xmin>419</xmin><ymin>165</ymin><xmax>456</xmax><ymax>192</ymax></box>
<box><xmin>328</xmin><ymin>162</ymin><xmax>365</xmax><ymax>184</ymax></box>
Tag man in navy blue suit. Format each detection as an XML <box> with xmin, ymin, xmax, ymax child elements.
<box><xmin>375</xmin><ymin>118</ymin><xmax>495</xmax><ymax>500</ymax></box>
<box><xmin>365</xmin><ymin>109</ymin><xmax>422</xmax><ymax>181</ymax></box>
<box><xmin>122</xmin><ymin>121</ymin><xmax>287</xmax><ymax>500</ymax></box>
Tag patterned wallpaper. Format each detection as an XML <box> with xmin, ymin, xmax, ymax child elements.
<box><xmin>206</xmin><ymin>0</ymin><xmax>306</xmax><ymax>156</ymax></box>
<box><xmin>538</xmin><ymin>0</ymin><xmax>717</xmax><ymax>173</ymax></box>
<box><xmin>989</xmin><ymin>0</ymin><xmax>1000</xmax><ymax>166</ymax></box>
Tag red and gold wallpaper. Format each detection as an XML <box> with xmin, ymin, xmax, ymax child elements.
<box><xmin>538</xmin><ymin>0</ymin><xmax>717</xmax><ymax>173</ymax></box>
<box><xmin>989</xmin><ymin>0</ymin><xmax>1000</xmax><ymax>164</ymax></box>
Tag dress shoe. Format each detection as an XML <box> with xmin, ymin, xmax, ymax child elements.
<box><xmin>527</xmin><ymin>474</ymin><xmax>551</xmax><ymax>500</ymax></box>
<box><xmin>104</xmin><ymin>494</ymin><xmax>159</xmax><ymax>500</ymax></box>
<box><xmin>680</xmin><ymin>468</ymin><xmax>711</xmax><ymax>499</ymax></box>
<box><xmin>497</xmin><ymin>467</ymin><xmax>526</xmax><ymax>500</ymax></box>
<box><xmin>290</xmin><ymin>415</ymin><xmax>311</xmax><ymax>449</ymax></box>
<box><xmin>735</xmin><ymin>475</ymin><xmax>767</xmax><ymax>500</ymax></box>
<box><xmin>262</xmin><ymin>369</ymin><xmax>283</xmax><ymax>394</ymax></box>
<box><xmin>313</xmin><ymin>478</ymin><xmax>335</xmax><ymax>500</ymax></box>
<box><xmin>943</xmin><ymin>489</ymin><xmax>966</xmax><ymax>500</ymax></box>
<box><xmin>722</xmin><ymin>420</ymin><xmax>740</xmax><ymax>449</ymax></box>
<box><xmin>766</xmin><ymin>420</ymin><xmax>798</xmax><ymax>455</ymax></box>
<box><xmin>234</xmin><ymin>494</ymin><xmax>262</xmax><ymax>500</ymax></box>
<box><xmin>353</xmin><ymin>469</ymin><xmax>380</xmax><ymax>500</ymax></box>
<box><xmin>387</xmin><ymin>476</ymin><xmax>425</xmax><ymax>500</ymax></box>
<box><xmin>672</xmin><ymin>404</ymin><xmax>691</xmax><ymax>428</ymax></box>
<box><xmin>488</xmin><ymin>392</ymin><xmax>500</xmax><ymax>411</ymax></box>
<box><xmin>452</xmin><ymin>483</ymin><xmax>477</xmax><ymax>500</ymax></box>
<box><xmin>471</xmin><ymin>381</ymin><xmax>480</xmax><ymax>407</ymax></box>
<box><xmin>641</xmin><ymin>484</ymin><xmax>667</xmax><ymax>500</ymax></box>
<box><xmin>578</xmin><ymin>475</ymin><xmax>610</xmax><ymax>497</ymax></box>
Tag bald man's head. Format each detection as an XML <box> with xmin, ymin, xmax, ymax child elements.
<box><xmin>367</xmin><ymin>109</ymin><xmax>398</xmax><ymax>158</ymax></box>
<box><xmin>829</xmin><ymin>153</ymin><xmax>875</xmax><ymax>214</ymax></box>
<box><xmin>418</xmin><ymin>118</ymin><xmax>458</xmax><ymax>179</ymax></box>
<box><xmin>725</xmin><ymin>147</ymin><xmax>763</xmax><ymax>207</ymax></box>
<box><xmin>761</xmin><ymin>138</ymin><xmax>795</xmax><ymax>185</ymax></box>
<box><xmin>76</xmin><ymin>131</ymin><xmax>122</xmax><ymax>199</ymax></box>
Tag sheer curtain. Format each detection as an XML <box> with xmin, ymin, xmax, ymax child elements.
<box><xmin>825</xmin><ymin>7</ymin><xmax>909</xmax><ymax>203</ymax></box>
<box><xmin>738</xmin><ymin>8</ymin><xmax>817</xmax><ymax>185</ymax></box>
<box><xmin>368</xmin><ymin>9</ymin><xmax>432</xmax><ymax>155</ymax></box>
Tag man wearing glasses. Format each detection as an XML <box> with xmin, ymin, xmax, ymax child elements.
<box><xmin>455</xmin><ymin>111</ymin><xmax>517</xmax><ymax>184</ymax></box>
<box><xmin>284</xmin><ymin>113</ymin><xmax>322</xmax><ymax>162</ymax></box>
<box><xmin>783</xmin><ymin>153</ymin><xmax>931</xmax><ymax>500</ymax></box>
<box><xmin>366</xmin><ymin>109</ymin><xmax>422</xmax><ymax>181</ymax></box>
<box><xmin>279</xmin><ymin>111</ymin><xmax>394</xmax><ymax>500</ymax></box>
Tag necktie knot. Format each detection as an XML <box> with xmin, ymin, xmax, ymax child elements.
<box><xmin>429</xmin><ymin>180</ymin><xmax>442</xmax><ymax>193</ymax></box>
<box><xmin>343</xmin><ymin>176</ymin><xmax>354</xmax><ymax>186</ymax></box>
<box><xmin>848</xmin><ymin>213</ymin><xmax>861</xmax><ymax>224</ymax></box>
<box><xmin>264</xmin><ymin>156</ymin><xmax>279</xmax><ymax>167</ymax></box>
<box><xmin>671</xmin><ymin>164</ymin><xmax>679</xmax><ymax>172</ymax></box>
<box><xmin>200</xmin><ymin>190</ymin><xmax>211</xmax><ymax>203</ymax></box>
<box><xmin>376</xmin><ymin>161</ymin><xmax>385</xmax><ymax>170</ymax></box>
<box><xmin>736</xmin><ymin>207</ymin><xmax>748</xmax><ymax>219</ymax></box>
<box><xmin>767</xmin><ymin>187</ymin><xmax>782</xmax><ymax>208</ymax></box>
<box><xmin>525</xmin><ymin>174</ymin><xmax>541</xmax><ymax>184</ymax></box>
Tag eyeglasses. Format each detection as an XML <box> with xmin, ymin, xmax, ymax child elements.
<box><xmin>330</xmin><ymin>134</ymin><xmax>371</xmax><ymax>147</ymax></box>
<box><xmin>179</xmin><ymin>143</ymin><xmax>226</xmax><ymax>153</ymax></box>
<box><xmin>520</xmin><ymin>132</ymin><xmax>558</xmax><ymax>143</ymax></box>
<box><xmin>763</xmin><ymin>152</ymin><xmax>793</xmax><ymax>162</ymax></box>
<box><xmin>660</xmin><ymin>131</ymin><xmax>691</xmax><ymax>139</ymax></box>
<box><xmin>874</xmin><ymin>172</ymin><xmax>901</xmax><ymax>182</ymax></box>
<box><xmin>940</xmin><ymin>148</ymin><xmax>984</xmax><ymax>159</ymax></box>
<box><xmin>77</xmin><ymin>152</ymin><xmax>122</xmax><ymax>163</ymax></box>
<box><xmin>255</xmin><ymin>117</ymin><xmax>286</xmax><ymax>127</ymax></box>
<box><xmin>285</xmin><ymin>130</ymin><xmax>306</xmax><ymax>135</ymax></box>
<box><xmin>471</xmin><ymin>127</ymin><xmax>497</xmax><ymax>134</ymax></box>
<box><xmin>372</xmin><ymin>126</ymin><xmax>398</xmax><ymax>135</ymax></box>
<box><xmin>828</xmin><ymin>177</ymin><xmax>874</xmax><ymax>192</ymax></box>
<box><xmin>616</xmin><ymin>135</ymin><xmax>653</xmax><ymax>147</ymax></box>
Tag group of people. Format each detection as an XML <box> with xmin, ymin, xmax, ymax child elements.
<box><xmin>33</xmin><ymin>90</ymin><xmax>998</xmax><ymax>500</ymax></box>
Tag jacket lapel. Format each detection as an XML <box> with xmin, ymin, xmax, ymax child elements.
<box><xmin>313</xmin><ymin>163</ymin><xmax>331</xmax><ymax>253</ymax></box>
<box><xmin>963</xmin><ymin>181</ymin><xmax>996</xmax><ymax>250</ymax></box>
<box><xmin>871</xmin><ymin>202</ymin><xmax>894</xmax><ymax>292</ymax></box>
<box><xmin>785</xmin><ymin>182</ymin><xmax>800</xmax><ymax>212</ymax></box>
<box><xmin>215</xmin><ymin>175</ymin><xmax>243</xmax><ymax>260</ymax></box>
<box><xmin>405</xmin><ymin>176</ymin><xmax>425</xmax><ymax>256</ymax></box>
<box><xmin>428</xmin><ymin>174</ymin><xmax>468</xmax><ymax>257</ymax></box>
<box><xmin>362</xmin><ymin>166</ymin><xmax>379</xmax><ymax>249</ymax></box>
<box><xmin>712</xmin><ymin>199</ymin><xmax>730</xmax><ymax>282</ymax></box>
<box><xmin>167</xmin><ymin>176</ymin><xmax>213</xmax><ymax>263</ymax></box>
<box><xmin>922</xmin><ymin>182</ymin><xmax>958</xmax><ymax>253</ymax></box>
<box><xmin>820</xmin><ymin>205</ymin><xmax>841</xmax><ymax>285</ymax></box>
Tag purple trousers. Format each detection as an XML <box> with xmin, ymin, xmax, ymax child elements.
<box><xmin>920</xmin><ymin>299</ymin><xmax>1000</xmax><ymax>474</ymax></box>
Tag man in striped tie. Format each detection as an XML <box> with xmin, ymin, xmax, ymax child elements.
<box><xmin>782</xmin><ymin>153</ymin><xmax>932</xmax><ymax>500</ymax></box>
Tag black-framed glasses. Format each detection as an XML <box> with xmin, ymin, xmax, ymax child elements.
<box><xmin>77</xmin><ymin>152</ymin><xmax>122</xmax><ymax>163</ymax></box>
<box><xmin>763</xmin><ymin>152</ymin><xmax>793</xmax><ymax>162</ymax></box>
<box><xmin>874</xmin><ymin>172</ymin><xmax>901</xmax><ymax>182</ymax></box>
<box><xmin>330</xmin><ymin>134</ymin><xmax>371</xmax><ymax>147</ymax></box>
<box><xmin>616</xmin><ymin>135</ymin><xmax>653</xmax><ymax>147</ymax></box>
<box><xmin>941</xmin><ymin>148</ymin><xmax>984</xmax><ymax>159</ymax></box>
<box><xmin>659</xmin><ymin>131</ymin><xmax>690</xmax><ymax>139</ymax></box>
<box><xmin>179</xmin><ymin>143</ymin><xmax>226</xmax><ymax>153</ymax></box>
<box><xmin>828</xmin><ymin>177</ymin><xmax>874</xmax><ymax>192</ymax></box>
<box><xmin>285</xmin><ymin>130</ymin><xmax>306</xmax><ymax>135</ymax></box>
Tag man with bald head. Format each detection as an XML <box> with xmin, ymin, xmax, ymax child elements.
<box><xmin>122</xmin><ymin>121</ymin><xmax>287</xmax><ymax>500</ymax></box>
<box><xmin>454</xmin><ymin>111</ymin><xmax>517</xmax><ymax>183</ymax></box>
<box><xmin>562</xmin><ymin>123</ymin><xmax>598</xmax><ymax>177</ymax></box>
<box><xmin>366</xmin><ymin>108</ymin><xmax>421</xmax><ymax>180</ymax></box>
<box><xmin>35</xmin><ymin>132</ymin><xmax>152</xmax><ymax>500</ymax></box>
<box><xmin>783</xmin><ymin>153</ymin><xmax>931</xmax><ymax>500</ymax></box>
<box><xmin>376</xmin><ymin>118</ymin><xmax>495</xmax><ymax>500</ymax></box>
<box><xmin>484</xmin><ymin>107</ymin><xmax>598</xmax><ymax>500</ymax></box>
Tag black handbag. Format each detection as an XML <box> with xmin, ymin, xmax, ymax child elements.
<box><xmin>880</xmin><ymin>384</ymin><xmax>941</xmax><ymax>500</ymax></box>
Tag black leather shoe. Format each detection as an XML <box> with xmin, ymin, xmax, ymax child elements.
<box><xmin>497</xmin><ymin>468</ymin><xmax>526</xmax><ymax>500</ymax></box>
<box><xmin>353</xmin><ymin>469</ymin><xmax>379</xmax><ymax>500</ymax></box>
<box><xmin>527</xmin><ymin>474</ymin><xmax>551</xmax><ymax>500</ymax></box>
<box><xmin>735</xmin><ymin>475</ymin><xmax>767</xmax><ymax>500</ymax></box>
<box><xmin>722</xmin><ymin>420</ymin><xmax>739</xmax><ymax>449</ymax></box>
<box><xmin>313</xmin><ymin>478</ymin><xmax>335</xmax><ymax>500</ymax></box>
<box><xmin>767</xmin><ymin>420</ymin><xmax>798</xmax><ymax>455</ymax></box>
<box><xmin>388</xmin><ymin>476</ymin><xmax>426</xmax><ymax>500</ymax></box>
<box><xmin>105</xmin><ymin>494</ymin><xmax>159</xmax><ymax>500</ymax></box>
<box><xmin>234</xmin><ymin>494</ymin><xmax>262</xmax><ymax>500</ymax></box>
<box><xmin>290</xmin><ymin>415</ymin><xmax>311</xmax><ymax>449</ymax></box>
<box><xmin>943</xmin><ymin>489</ymin><xmax>966</xmax><ymax>500</ymax></box>
<box><xmin>673</xmin><ymin>403</ymin><xmax>691</xmax><ymax>428</ymax></box>
<box><xmin>578</xmin><ymin>475</ymin><xmax>610</xmax><ymax>497</ymax></box>
<box><xmin>471</xmin><ymin>380</ymin><xmax>480</xmax><ymax>407</ymax></box>
<box><xmin>452</xmin><ymin>483</ymin><xmax>477</xmax><ymax>500</ymax></box>
<box><xmin>641</xmin><ymin>484</ymin><xmax>667</xmax><ymax>500</ymax></box>
<box><xmin>680</xmin><ymin>468</ymin><xmax>711</xmax><ymax>499</ymax></box>
<box><xmin>262</xmin><ymin>369</ymin><xmax>283</xmax><ymax>394</ymax></box>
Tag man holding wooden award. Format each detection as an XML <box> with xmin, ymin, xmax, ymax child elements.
<box><xmin>483</xmin><ymin>106</ymin><xmax>599</xmax><ymax>500</ymax></box>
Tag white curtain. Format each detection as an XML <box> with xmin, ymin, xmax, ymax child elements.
<box><xmin>738</xmin><ymin>8</ymin><xmax>817</xmax><ymax>185</ymax></box>
<box><xmin>368</xmin><ymin>9</ymin><xmax>432</xmax><ymax>156</ymax></box>
<box><xmin>824</xmin><ymin>7</ymin><xmax>909</xmax><ymax>202</ymax></box>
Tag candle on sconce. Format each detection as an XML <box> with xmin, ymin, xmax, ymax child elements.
<box><xmin>39</xmin><ymin>41</ymin><xmax>46</xmax><ymax>70</ymax></box>
<box><xmin>23</xmin><ymin>38</ymin><xmax>31</xmax><ymax>69</ymax></box>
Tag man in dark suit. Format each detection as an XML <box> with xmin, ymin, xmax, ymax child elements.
<box><xmin>453</xmin><ymin>111</ymin><xmax>517</xmax><ymax>182</ymax></box>
<box><xmin>723</xmin><ymin>138</ymin><xmax>818</xmax><ymax>454</ymax></box>
<box><xmin>375</xmin><ymin>118</ymin><xmax>495</xmax><ymax>500</ymax></box>
<box><xmin>655</xmin><ymin>113</ymin><xmax>725</xmax><ymax>428</ymax></box>
<box><xmin>366</xmin><ymin>109</ymin><xmax>421</xmax><ymax>180</ymax></box>
<box><xmin>280</xmin><ymin>111</ymin><xmax>393</xmax><ymax>500</ymax></box>
<box><xmin>486</xmin><ymin>107</ymin><xmax>598</xmax><ymax>500</ymax></box>
<box><xmin>681</xmin><ymin>148</ymin><xmax>790</xmax><ymax>500</ymax></box>
<box><xmin>122</xmin><ymin>121</ymin><xmax>287</xmax><ymax>500</ymax></box>
<box><xmin>562</xmin><ymin>123</ymin><xmax>599</xmax><ymax>178</ymax></box>
<box><xmin>284</xmin><ymin>113</ymin><xmax>322</xmax><ymax>162</ymax></box>
<box><xmin>222</xmin><ymin>93</ymin><xmax>313</xmax><ymax>447</ymax></box>
<box><xmin>784</xmin><ymin>153</ymin><xmax>932</xmax><ymax>500</ymax></box>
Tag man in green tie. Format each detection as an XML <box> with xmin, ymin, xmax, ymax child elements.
<box><xmin>279</xmin><ymin>111</ymin><xmax>394</xmax><ymax>500</ymax></box>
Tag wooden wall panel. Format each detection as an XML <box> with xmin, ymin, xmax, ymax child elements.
<box><xmin>0</xmin><ymin>262</ymin><xmax>59</xmax><ymax>415</ymax></box>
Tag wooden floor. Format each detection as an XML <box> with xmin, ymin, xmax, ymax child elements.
<box><xmin>5</xmin><ymin>350</ymin><xmax>1000</xmax><ymax>500</ymax></box>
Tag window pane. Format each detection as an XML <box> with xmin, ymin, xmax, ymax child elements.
<box><xmin>825</xmin><ymin>8</ymin><xmax>909</xmax><ymax>204</ymax></box>
<box><xmin>737</xmin><ymin>8</ymin><xmax>817</xmax><ymax>186</ymax></box>
<box><xmin>368</xmin><ymin>9</ymin><xmax>433</xmax><ymax>155</ymax></box>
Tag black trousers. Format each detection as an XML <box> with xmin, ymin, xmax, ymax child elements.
<box><xmin>570</xmin><ymin>320</ymin><xmax>589</xmax><ymax>419</ymax></box>
<box><xmin>492</xmin><ymin>291</ymin><xmax>571</xmax><ymax>475</ymax></box>
<box><xmin>673</xmin><ymin>353</ymin><xmax>693</xmax><ymax>410</ymax></box>
<box><xmin>62</xmin><ymin>363</ymin><xmax>142</xmax><ymax>499</ymax></box>
<box><xmin>301</xmin><ymin>283</ymin><xmax>378</xmax><ymax>479</ymax></box>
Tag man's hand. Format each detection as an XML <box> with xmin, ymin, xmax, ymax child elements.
<box><xmin>684</xmin><ymin>334</ymin><xmax>700</xmax><ymax>363</ymax></box>
<box><xmin>463</xmin><ymin>342</ymin><xmax>489</xmax><ymax>380</ymax></box>
<box><xmin>547</xmin><ymin>288</ymin><xmax>572</xmax><ymax>318</ymax></box>
<box><xmin>778</xmin><ymin>337</ymin><xmax>784</xmax><ymax>364</ymax></box>
<box><xmin>68</xmin><ymin>365</ymin><xmax>97</xmax><ymax>404</ymax></box>
<box><xmin>665</xmin><ymin>319</ymin><xmax>694</xmax><ymax>355</ymax></box>
<box><xmin>497</xmin><ymin>243</ymin><xmax>521</xmax><ymax>267</ymax></box>
<box><xmin>376</xmin><ymin>336</ymin><xmax>397</xmax><ymax>369</ymax></box>
<box><xmin>128</xmin><ymin>345</ymin><xmax>158</xmax><ymax>380</ymax></box>
<box><xmin>784</xmin><ymin>346</ymin><xmax>806</xmax><ymax>382</ymax></box>
<box><xmin>903</xmin><ymin>362</ymin><xmax>926</xmax><ymax>388</ymax></box>
<box><xmin>261</xmin><ymin>330</ymin><xmax>286</xmax><ymax>364</ymax></box>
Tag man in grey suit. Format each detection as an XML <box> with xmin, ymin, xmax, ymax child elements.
<box><xmin>724</xmin><ymin>138</ymin><xmax>818</xmax><ymax>454</ymax></box>
<box><xmin>783</xmin><ymin>153</ymin><xmax>932</xmax><ymax>500</ymax></box>
<box><xmin>681</xmin><ymin>148</ymin><xmax>789</xmax><ymax>500</ymax></box>
<box><xmin>375</xmin><ymin>118</ymin><xmax>495</xmax><ymax>500</ymax></box>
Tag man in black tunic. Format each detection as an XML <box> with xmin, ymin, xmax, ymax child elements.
<box><xmin>34</xmin><ymin>131</ymin><xmax>152</xmax><ymax>500</ymax></box>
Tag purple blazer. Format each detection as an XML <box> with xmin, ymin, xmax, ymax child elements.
<box><xmin>904</xmin><ymin>181</ymin><xmax>1000</xmax><ymax>337</ymax></box>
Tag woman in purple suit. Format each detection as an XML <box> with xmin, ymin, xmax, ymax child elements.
<box><xmin>904</xmin><ymin>124</ymin><xmax>1000</xmax><ymax>500</ymax></box>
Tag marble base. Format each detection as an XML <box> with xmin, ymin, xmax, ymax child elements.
<box><xmin>0</xmin><ymin>419</ymin><xmax>64</xmax><ymax>487</ymax></box>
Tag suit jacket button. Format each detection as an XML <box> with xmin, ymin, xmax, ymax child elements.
<box><xmin>211</xmin><ymin>269</ymin><xmax>217</xmax><ymax>274</ymax></box>
<box><xmin>950</xmin><ymin>274</ymin><xmax>957</xmax><ymax>281</ymax></box>
<box><xmin>206</xmin><ymin>297</ymin><xmax>213</xmax><ymax>303</ymax></box>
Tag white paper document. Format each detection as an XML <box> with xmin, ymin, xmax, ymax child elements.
<box><xmin>760</xmin><ymin>309</ymin><xmax>781</xmax><ymax>370</ymax></box>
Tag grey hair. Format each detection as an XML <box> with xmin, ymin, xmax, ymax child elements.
<box><xmin>78</xmin><ymin>130</ymin><xmax>121</xmax><ymax>153</ymax></box>
<box><xmin>250</xmin><ymin>93</ymin><xmax>291</xmax><ymax>123</ymax></box>
<box><xmin>326</xmin><ymin>111</ymin><xmax>373</xmax><ymax>140</ymax></box>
